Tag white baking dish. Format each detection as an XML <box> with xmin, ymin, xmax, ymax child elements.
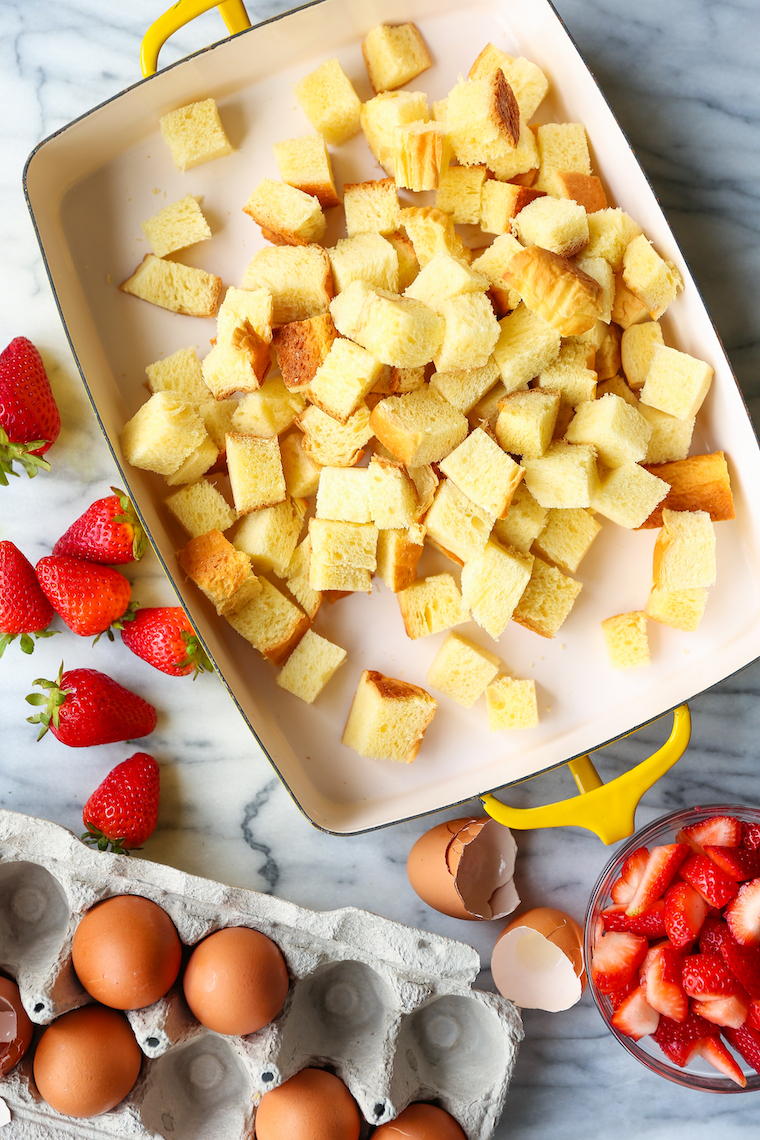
<box><xmin>24</xmin><ymin>0</ymin><xmax>760</xmax><ymax>834</ymax></box>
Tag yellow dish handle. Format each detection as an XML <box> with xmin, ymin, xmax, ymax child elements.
<box><xmin>481</xmin><ymin>704</ymin><xmax>691</xmax><ymax>845</ymax></box>
<box><xmin>141</xmin><ymin>0</ymin><xmax>251</xmax><ymax>77</ymax></box>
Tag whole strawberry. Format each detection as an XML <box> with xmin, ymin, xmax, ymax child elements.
<box><xmin>26</xmin><ymin>664</ymin><xmax>157</xmax><ymax>746</ymax></box>
<box><xmin>0</xmin><ymin>337</ymin><xmax>60</xmax><ymax>485</ymax></box>
<box><xmin>53</xmin><ymin>487</ymin><xmax>147</xmax><ymax>564</ymax></box>
<box><xmin>82</xmin><ymin>752</ymin><xmax>160</xmax><ymax>853</ymax></box>
<box><xmin>121</xmin><ymin>607</ymin><xmax>212</xmax><ymax>678</ymax></box>
<box><xmin>0</xmin><ymin>540</ymin><xmax>57</xmax><ymax>657</ymax></box>
<box><xmin>36</xmin><ymin>555</ymin><xmax>134</xmax><ymax>639</ymax></box>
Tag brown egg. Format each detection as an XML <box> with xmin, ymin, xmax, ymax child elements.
<box><xmin>491</xmin><ymin>906</ymin><xmax>587</xmax><ymax>1011</ymax></box>
<box><xmin>183</xmin><ymin>927</ymin><xmax>289</xmax><ymax>1036</ymax></box>
<box><xmin>0</xmin><ymin>976</ymin><xmax>34</xmax><ymax>1075</ymax></box>
<box><xmin>33</xmin><ymin>1005</ymin><xmax>142</xmax><ymax>1117</ymax></box>
<box><xmin>254</xmin><ymin>1068</ymin><xmax>361</xmax><ymax>1140</ymax></box>
<box><xmin>406</xmin><ymin>817</ymin><xmax>519</xmax><ymax>920</ymax></box>
<box><xmin>373</xmin><ymin>1103</ymin><xmax>467</xmax><ymax>1139</ymax></box>
<box><xmin>72</xmin><ymin>894</ymin><xmax>182</xmax><ymax>1010</ymax></box>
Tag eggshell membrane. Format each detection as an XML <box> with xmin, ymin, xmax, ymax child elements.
<box><xmin>0</xmin><ymin>976</ymin><xmax>33</xmax><ymax>1075</ymax></box>
<box><xmin>373</xmin><ymin>1102</ymin><xmax>468</xmax><ymax>1139</ymax></box>
<box><xmin>33</xmin><ymin>1005</ymin><xmax>142</xmax><ymax>1118</ymax></box>
<box><xmin>253</xmin><ymin>1067</ymin><xmax>361</xmax><ymax>1140</ymax></box>
<box><xmin>183</xmin><ymin>926</ymin><xmax>289</xmax><ymax>1036</ymax></box>
<box><xmin>406</xmin><ymin>817</ymin><xmax>519</xmax><ymax>920</ymax></box>
<box><xmin>491</xmin><ymin>906</ymin><xmax>586</xmax><ymax>1012</ymax></box>
<box><xmin>72</xmin><ymin>895</ymin><xmax>182</xmax><ymax>1010</ymax></box>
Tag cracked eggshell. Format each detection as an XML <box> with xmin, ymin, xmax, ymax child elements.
<box><xmin>491</xmin><ymin>907</ymin><xmax>586</xmax><ymax>1012</ymax></box>
<box><xmin>406</xmin><ymin>818</ymin><xmax>520</xmax><ymax>921</ymax></box>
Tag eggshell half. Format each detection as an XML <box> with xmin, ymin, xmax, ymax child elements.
<box><xmin>373</xmin><ymin>1102</ymin><xmax>467</xmax><ymax>1139</ymax></box>
<box><xmin>0</xmin><ymin>976</ymin><xmax>33</xmax><ymax>1075</ymax></box>
<box><xmin>491</xmin><ymin>906</ymin><xmax>586</xmax><ymax>1012</ymax></box>
<box><xmin>406</xmin><ymin>817</ymin><xmax>519</xmax><ymax>920</ymax></box>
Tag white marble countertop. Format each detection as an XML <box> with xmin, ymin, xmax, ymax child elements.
<box><xmin>1</xmin><ymin>0</ymin><xmax>760</xmax><ymax>1135</ymax></box>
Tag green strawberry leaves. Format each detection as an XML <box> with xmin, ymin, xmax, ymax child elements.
<box><xmin>110</xmin><ymin>486</ymin><xmax>148</xmax><ymax>561</ymax></box>
<box><xmin>0</xmin><ymin>427</ymin><xmax>52</xmax><ymax>485</ymax></box>
<box><xmin>25</xmin><ymin>662</ymin><xmax>71</xmax><ymax>740</ymax></box>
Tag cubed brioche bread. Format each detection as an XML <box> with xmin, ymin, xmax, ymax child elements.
<box><xmin>430</xmin><ymin>359</ymin><xmax>500</xmax><ymax>415</ymax></box>
<box><xmin>427</xmin><ymin>632</ymin><xmax>501</xmax><ymax>708</ymax></box>
<box><xmin>513</xmin><ymin>196</ymin><xmax>589</xmax><ymax>259</ymax></box>
<box><xmin>584</xmin><ymin>208</ymin><xmax>642</xmax><ymax>272</ymax></box>
<box><xmin>159</xmin><ymin>98</ymin><xmax>234</xmax><ymax>171</ymax></box>
<box><xmin>486</xmin><ymin>676</ymin><xmax>539</xmax><ymax>731</ymax></box>
<box><xmin>242</xmin><ymin>245</ymin><xmax>333</xmax><ymax>325</ymax></box>
<box><xmin>297</xmin><ymin>402</ymin><xmax>373</xmax><ymax>467</ymax></box>
<box><xmin>471</xmin><ymin>234</ymin><xmax>524</xmax><ymax>314</ymax></box>
<box><xmin>141</xmin><ymin>195</ymin><xmax>212</xmax><ymax>257</ymax></box>
<box><xmin>408</xmin><ymin>463</ymin><xmax>439</xmax><ymax>516</ymax></box>
<box><xmin>493</xmin><ymin>483</ymin><xmax>548</xmax><ymax>553</ymax></box>
<box><xmin>360</xmin><ymin>90</ymin><xmax>430</xmax><ymax>175</ymax></box>
<box><xmin>397</xmin><ymin>573</ymin><xmax>470</xmax><ymax>639</ymax></box>
<box><xmin>243</xmin><ymin>179</ymin><xmax>326</xmax><ymax>246</ymax></box>
<box><xmin>535</xmin><ymin>341</ymin><xmax>597</xmax><ymax>409</ymax></box>
<box><xmin>503</xmin><ymin>246</ymin><xmax>603</xmax><ymax>336</ymax></box>
<box><xmin>639</xmin><ymin>403</ymin><xmax>695</xmax><ymax>465</ymax></box>
<box><xmin>294</xmin><ymin>58</ymin><xmax>362</xmax><ymax>144</ymax></box>
<box><xmin>226</xmin><ymin>432</ymin><xmax>286</xmax><ymax>515</ymax></box>
<box><xmin>461</xmin><ymin>540</ymin><xmax>534</xmax><ymax>639</ymax></box>
<box><xmin>387</xmin><ymin>231</ymin><xmax>420</xmax><ymax>290</ymax></box>
<box><xmin>177</xmin><ymin>529</ymin><xmax>261</xmax><ymax>617</ymax></box>
<box><xmin>622</xmin><ymin>236</ymin><xmax>683</xmax><ymax>319</ymax></box>
<box><xmin>424</xmin><ymin>477</ymin><xmax>495</xmax><ymax>564</ymax></box>
<box><xmin>119</xmin><ymin>255</ymin><xmax>222</xmax><ymax>318</ymax></box>
<box><xmin>200</xmin><ymin>396</ymin><xmax>237</xmax><ymax>451</ymax></box>
<box><xmin>593</xmin><ymin>322</ymin><xmax>622</xmax><ymax>381</ymax></box>
<box><xmin>166</xmin><ymin>479</ymin><xmax>237</xmax><ymax>538</ymax></box>
<box><xmin>398</xmin><ymin>206</ymin><xmax>471</xmax><ymax>267</ymax></box>
<box><xmin>216</xmin><ymin>285</ymin><xmax>273</xmax><ymax>348</ymax></box>
<box><xmin>328</xmin><ymin>233</ymin><xmax>400</xmax><ymax>295</ymax></box>
<box><xmin>522</xmin><ymin>441</ymin><xmax>599</xmax><ymax>509</ymax></box>
<box><xmin>233</xmin><ymin>495</ymin><xmax>307</xmax><ymax>578</ymax></box>
<box><xmin>533</xmin><ymin>507</ymin><xmax>601</xmax><ymax>573</ymax></box>
<box><xmin>280</xmin><ymin>430</ymin><xmax>322</xmax><ymax>498</ymax></box>
<box><xmin>285</xmin><ymin>537</ymin><xmax>322</xmax><ymax>619</ymax></box>
<box><xmin>309</xmin><ymin>518</ymin><xmax>379</xmax><ymax>579</ymax></box>
<box><xmin>564</xmin><ymin>394</ymin><xmax>652</xmax><ymax>468</ymax></box>
<box><xmin>276</xmin><ymin>629</ymin><xmax>347</xmax><ymax>703</ymax></box>
<box><xmin>121</xmin><ymin>392</ymin><xmax>209</xmax><ymax>477</ymax></box>
<box><xmin>495</xmin><ymin>388</ymin><xmax>560</xmax><ymax>459</ymax></box>
<box><xmin>601</xmin><ymin>611</ymin><xmax>650</xmax><ymax>670</ymax></box>
<box><xmin>492</xmin><ymin>304</ymin><xmax>562</xmax><ymax>392</ymax></box>
<box><xmin>231</xmin><ymin>377</ymin><xmax>305</xmax><ymax>438</ymax></box>
<box><xmin>434</xmin><ymin>292</ymin><xmax>500</xmax><ymax>373</ymax></box>
<box><xmin>512</xmin><ymin>554</ymin><xmax>582</xmax><ymax>638</ymax></box>
<box><xmin>164</xmin><ymin>436</ymin><xmax>219</xmax><ymax>486</ymax></box>
<box><xmin>596</xmin><ymin>373</ymin><xmax>637</xmax><ymax>407</ymax></box>
<box><xmin>534</xmin><ymin>122</ymin><xmax>591</xmax><ymax>194</ymax></box>
<box><xmin>308</xmin><ymin>338</ymin><xmax>384</xmax><ymax>424</ymax></box>
<box><xmin>330</xmin><ymin>281</ymin><xmax>444</xmax><ymax>369</ymax></box>
<box><xmin>394</xmin><ymin>121</ymin><xmax>450</xmax><ymax>191</ymax></box>
<box><xmin>611</xmin><ymin>273</ymin><xmax>651</xmax><ymax>329</ymax></box>
<box><xmin>468</xmin><ymin>45</ymin><xmax>549</xmax><ymax>120</ymax></box>
<box><xmin>445</xmin><ymin>71</ymin><xmax>520</xmax><ymax>167</ymax></box>
<box><xmin>342</xmin><ymin>670</ymin><xmax>437</xmax><ymax>763</ymax></box>
<box><xmin>479</xmin><ymin>182</ymin><xmax>545</xmax><ymax>236</ymax></box>
<box><xmin>439</xmin><ymin>427</ymin><xmax>524</xmax><ymax>518</ymax></box>
<box><xmin>370</xmin><ymin>387</ymin><xmax>467</xmax><ymax>465</ymax></box>
<box><xmin>201</xmin><ymin>340</ymin><xmax>270</xmax><ymax>401</ymax></box>
<box><xmin>551</xmin><ymin>172</ymin><xmax>607</xmax><ymax>213</ymax></box>
<box><xmin>469</xmin><ymin>380</ymin><xmax>509</xmax><ymax>430</ymax></box>
<box><xmin>146</xmin><ymin>346</ymin><xmax>209</xmax><ymax>404</ymax></box>
<box><xmin>316</xmin><ymin>465</ymin><xmax>371</xmax><ymax>523</ymax></box>
<box><xmin>640</xmin><ymin>452</ymin><xmax>735</xmax><ymax>528</ymax></box>
<box><xmin>362</xmin><ymin>23</ymin><xmax>432</xmax><ymax>93</ymax></box>
<box><xmin>487</xmin><ymin>115</ymin><xmax>539</xmax><ymax>181</ymax></box>
<box><xmin>376</xmin><ymin>524</ymin><xmax>425</xmax><ymax>591</ymax></box>
<box><xmin>574</xmin><ymin>255</ymin><xmax>614</xmax><ymax>324</ymax></box>
<box><xmin>652</xmin><ymin>508</ymin><xmax>717</xmax><ymax>590</ymax></box>
<box><xmin>645</xmin><ymin>585</ymin><xmax>708</xmax><ymax>632</ymax></box>
<box><xmin>590</xmin><ymin>462</ymin><xmax>669</xmax><ymax>529</ymax></box>
<box><xmin>226</xmin><ymin>576</ymin><xmax>310</xmax><ymax>665</ymax></box>
<box><xmin>621</xmin><ymin>321</ymin><xmax>664</xmax><ymax>390</ymax></box>
<box><xmin>273</xmin><ymin>135</ymin><xmax>339</xmax><ymax>209</ymax></box>
<box><xmin>639</xmin><ymin>344</ymin><xmax>714</xmax><ymax>421</ymax></box>
<box><xmin>273</xmin><ymin>312</ymin><xmax>337</xmax><ymax>390</ymax></box>
<box><xmin>367</xmin><ymin>456</ymin><xmax>419</xmax><ymax>528</ymax></box>
<box><xmin>404</xmin><ymin>251</ymin><xmax>488</xmax><ymax>313</ymax></box>
<box><xmin>435</xmin><ymin>164</ymin><xmax>488</xmax><ymax>225</ymax></box>
<box><xmin>343</xmin><ymin>178</ymin><xmax>401</xmax><ymax>237</ymax></box>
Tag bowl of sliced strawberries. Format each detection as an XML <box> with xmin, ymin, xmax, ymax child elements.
<box><xmin>585</xmin><ymin>805</ymin><xmax>760</xmax><ymax>1091</ymax></box>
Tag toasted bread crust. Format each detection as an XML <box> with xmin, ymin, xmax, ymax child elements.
<box><xmin>503</xmin><ymin>245</ymin><xmax>603</xmax><ymax>336</ymax></box>
<box><xmin>639</xmin><ymin>451</ymin><xmax>735</xmax><ymax>528</ymax></box>
<box><xmin>553</xmin><ymin>172</ymin><xmax>607</xmax><ymax>212</ymax></box>
<box><xmin>273</xmin><ymin>313</ymin><xmax>337</xmax><ymax>390</ymax></box>
<box><xmin>493</xmin><ymin>70</ymin><xmax>520</xmax><ymax>149</ymax></box>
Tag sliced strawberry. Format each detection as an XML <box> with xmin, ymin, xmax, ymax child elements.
<box><xmin>601</xmin><ymin>900</ymin><xmax>666</xmax><ymax>939</ymax></box>
<box><xmin>747</xmin><ymin>999</ymin><xmax>760</xmax><ymax>1032</ymax></box>
<box><xmin>652</xmin><ymin>1010</ymin><xmax>717</xmax><ymax>1066</ymax></box>
<box><xmin>679</xmin><ymin>854</ymin><xmax>739</xmax><ymax>909</ymax></box>
<box><xmin>691</xmin><ymin>990</ymin><xmax>749</xmax><ymax>1029</ymax></box>
<box><xmin>591</xmin><ymin>931</ymin><xmax>649</xmax><ymax>994</ymax></box>
<box><xmin>741</xmin><ymin>822</ymin><xmax>760</xmax><ymax>851</ymax></box>
<box><xmin>691</xmin><ymin>1036</ymin><xmax>746</xmax><ymax>1086</ymax></box>
<box><xmin>611</xmin><ymin>986</ymin><xmax>660</xmax><ymax>1040</ymax></box>
<box><xmin>607</xmin><ymin>977</ymin><xmax>639</xmax><ymax>1011</ymax></box>
<box><xmin>725</xmin><ymin>878</ymin><xmax>760</xmax><ymax>946</ymax></box>
<box><xmin>664</xmin><ymin>881</ymin><xmax>711</xmax><ymax>951</ymax></box>
<box><xmin>625</xmin><ymin>844</ymin><xmax>689</xmax><ymax>917</ymax></box>
<box><xmin>700</xmin><ymin>916</ymin><xmax>730</xmax><ymax>957</ymax></box>
<box><xmin>682</xmin><ymin>953</ymin><xmax>743</xmax><ymax>1001</ymax></box>
<box><xmin>724</xmin><ymin>1023</ymin><xmax>760</xmax><ymax>1076</ymax></box>
<box><xmin>610</xmin><ymin>846</ymin><xmax>649</xmax><ymax>905</ymax></box>
<box><xmin>719</xmin><ymin>934</ymin><xmax>760</xmax><ymax>999</ymax></box>
<box><xmin>677</xmin><ymin>815</ymin><xmax>742</xmax><ymax>854</ymax></box>
<box><xmin>704</xmin><ymin>845</ymin><xmax>760</xmax><ymax>882</ymax></box>
<box><xmin>640</xmin><ymin>943</ymin><xmax>688</xmax><ymax>1021</ymax></box>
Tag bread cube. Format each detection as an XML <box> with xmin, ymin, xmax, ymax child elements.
<box><xmin>366</xmin><ymin>456</ymin><xmax>419</xmax><ymax>528</ymax></box>
<box><xmin>316</xmin><ymin>466</ymin><xmax>371</xmax><ymax>523</ymax></box>
<box><xmin>398</xmin><ymin>206</ymin><xmax>470</xmax><ymax>267</ymax></box>
<box><xmin>242</xmin><ymin>245</ymin><xmax>333</xmax><ymax>325</ymax></box>
<box><xmin>280</xmin><ymin>430</ymin><xmax>322</xmax><ymax>498</ymax></box>
<box><xmin>435</xmin><ymin>164</ymin><xmax>488</xmax><ymax>225</ymax></box>
<box><xmin>486</xmin><ymin>676</ymin><xmax>539</xmax><ymax>731</ymax></box>
<box><xmin>342</xmin><ymin>670</ymin><xmax>437</xmax><ymax>763</ymax></box>
<box><xmin>146</xmin><ymin>346</ymin><xmax>209</xmax><ymax>404</ymax></box>
<box><xmin>226</xmin><ymin>432</ymin><xmax>286</xmax><ymax>515</ymax></box>
<box><xmin>536</xmin><ymin>341</ymin><xmax>597</xmax><ymax>409</ymax></box>
<box><xmin>590</xmin><ymin>463</ymin><xmax>669</xmax><ymax>529</ymax></box>
<box><xmin>440</xmin><ymin>427</ymin><xmax>524</xmax><ymax>518</ymax></box>
<box><xmin>308</xmin><ymin>338</ymin><xmax>384</xmax><ymax>424</ymax></box>
<box><xmin>328</xmin><ymin>233</ymin><xmax>400</xmax><ymax>294</ymax></box>
<box><xmin>503</xmin><ymin>246</ymin><xmax>603</xmax><ymax>337</ymax></box>
<box><xmin>202</xmin><ymin>342</ymin><xmax>269</xmax><ymax>400</ymax></box>
<box><xmin>373</xmin><ymin>366</ymin><xmax>427</xmax><ymax>396</ymax></box>
<box><xmin>408</xmin><ymin>465</ymin><xmax>439</xmax><ymax>516</ymax></box>
<box><xmin>166</xmin><ymin>479</ymin><xmax>236</xmax><ymax>538</ymax></box>
<box><xmin>487</xmin><ymin>116</ymin><xmax>540</xmax><ymax>182</ymax></box>
<box><xmin>273</xmin><ymin>135</ymin><xmax>339</xmax><ymax>209</ymax></box>
<box><xmin>362</xmin><ymin>23</ymin><xmax>431</xmax><ymax>93</ymax></box>
<box><xmin>376</xmin><ymin>525</ymin><xmax>425</xmax><ymax>592</ymax></box>
<box><xmin>309</xmin><ymin>518</ymin><xmax>378</xmax><ymax>572</ymax></box>
<box><xmin>534</xmin><ymin>507</ymin><xmax>601</xmax><ymax>574</ymax></box>
<box><xmin>297</xmin><ymin>402</ymin><xmax>373</xmax><ymax>467</ymax></box>
<box><xmin>601</xmin><ymin>611</ymin><xmax>650</xmax><ymax>670</ymax></box>
<box><xmin>434</xmin><ymin>293</ymin><xmax>500</xmax><ymax>373</ymax></box>
<box><xmin>273</xmin><ymin>312</ymin><xmax>337</xmax><ymax>391</ymax></box>
<box><xmin>480</xmin><ymin>182</ymin><xmax>545</xmax><ymax>236</ymax></box>
<box><xmin>640</xmin><ymin>344</ymin><xmax>714</xmax><ymax>421</ymax></box>
<box><xmin>522</xmin><ymin>441</ymin><xmax>599</xmax><ymax>509</ymax></box>
<box><xmin>495</xmin><ymin>389</ymin><xmax>560</xmax><ymax>459</ymax></box>
<box><xmin>565</xmin><ymin>394</ymin><xmax>651</xmax><ymax>468</ymax></box>
<box><xmin>514</xmin><ymin>197</ymin><xmax>589</xmax><ymax>259</ymax></box>
<box><xmin>513</xmin><ymin>555</ymin><xmax>582</xmax><ymax>638</ymax></box>
<box><xmin>640</xmin><ymin>452</ymin><xmax>734</xmax><ymax>529</ymax></box>
<box><xmin>284</xmin><ymin>537</ymin><xmax>322</xmax><ymax>619</ymax></box>
<box><xmin>119</xmin><ymin>255</ymin><xmax>222</xmax><ymax>318</ymax></box>
<box><xmin>121</xmin><ymin>391</ymin><xmax>208</xmax><ymax>477</ymax></box>
<box><xmin>639</xmin><ymin>403</ymin><xmax>695</xmax><ymax>465</ymax></box>
<box><xmin>645</xmin><ymin>585</ymin><xmax>708</xmax><ymax>632</ymax></box>
<box><xmin>461</xmin><ymin>540</ymin><xmax>534</xmax><ymax>639</ymax></box>
<box><xmin>159</xmin><ymin>98</ymin><xmax>234</xmax><ymax>172</ymax></box>
<box><xmin>226</xmin><ymin>577</ymin><xmax>310</xmax><ymax>665</ymax></box>
<box><xmin>593</xmin><ymin>322</ymin><xmax>622</xmax><ymax>380</ymax></box>
<box><xmin>469</xmin><ymin>380</ymin><xmax>509</xmax><ymax>430</ymax></box>
<box><xmin>621</xmin><ymin>321</ymin><xmax>663</xmax><ymax>390</ymax></box>
<box><xmin>177</xmin><ymin>529</ymin><xmax>261</xmax><ymax>617</ymax></box>
<box><xmin>574</xmin><ymin>255</ymin><xmax>615</xmax><ymax>324</ymax></box>
<box><xmin>492</xmin><ymin>304</ymin><xmax>562</xmax><ymax>393</ymax></box>
<box><xmin>330</xmin><ymin>281</ymin><xmax>444</xmax><ymax>370</ymax></box>
<box><xmin>622</xmin><ymin>236</ymin><xmax>683</xmax><ymax>319</ymax></box>
<box><xmin>309</xmin><ymin>558</ymin><xmax>372</xmax><ymax>593</ymax></box>
<box><xmin>424</xmin><ymin>478</ymin><xmax>494</xmax><ymax>564</ymax></box>
<box><xmin>471</xmin><ymin>234</ymin><xmax>524</xmax><ymax>315</ymax></box>
<box><xmin>405</xmin><ymin>251</ymin><xmax>488</xmax><ymax>313</ymax></box>
<box><xmin>596</xmin><ymin>374</ymin><xmax>638</xmax><ymax>406</ymax></box>
<box><xmin>394</xmin><ymin>121</ymin><xmax>450</xmax><ymax>191</ymax></box>
<box><xmin>294</xmin><ymin>59</ymin><xmax>362</xmax><ymax>144</ymax></box>
<box><xmin>370</xmin><ymin>387</ymin><xmax>468</xmax><ymax>466</ymax></box>
<box><xmin>584</xmin><ymin>209</ymin><xmax>642</xmax><ymax>272</ymax></box>
<box><xmin>468</xmin><ymin>45</ymin><xmax>548</xmax><ymax>120</ymax></box>
<box><xmin>141</xmin><ymin>195</ymin><xmax>211</xmax><ymax>258</ymax></box>
<box><xmin>199</xmin><ymin>399</ymin><xmax>237</xmax><ymax>452</ymax></box>
<box><xmin>430</xmin><ymin>359</ymin><xmax>500</xmax><ymax>415</ymax></box>
<box><xmin>653</xmin><ymin>509</ymin><xmax>716</xmax><ymax>590</ymax></box>
<box><xmin>361</xmin><ymin>90</ymin><xmax>430</xmax><ymax>175</ymax></box>
<box><xmin>551</xmin><ymin>172</ymin><xmax>607</xmax><ymax>213</ymax></box>
<box><xmin>276</xmin><ymin>629</ymin><xmax>346</xmax><ymax>704</ymax></box>
<box><xmin>243</xmin><ymin>179</ymin><xmax>326</xmax><ymax>246</ymax></box>
<box><xmin>397</xmin><ymin>573</ymin><xmax>470</xmax><ymax>639</ymax></box>
<box><xmin>343</xmin><ymin>178</ymin><xmax>400</xmax><ymax>237</ymax></box>
<box><xmin>232</xmin><ymin>377</ymin><xmax>306</xmax><ymax>438</ymax></box>
<box><xmin>233</xmin><ymin>495</ymin><xmax>307</xmax><ymax>577</ymax></box>
<box><xmin>534</xmin><ymin>122</ymin><xmax>591</xmax><ymax>194</ymax></box>
<box><xmin>445</xmin><ymin>72</ymin><xmax>520</xmax><ymax>167</ymax></box>
<box><xmin>611</xmin><ymin>273</ymin><xmax>651</xmax><ymax>329</ymax></box>
<box><xmin>492</xmin><ymin>483</ymin><xmax>548</xmax><ymax>553</ymax></box>
<box><xmin>164</xmin><ymin>435</ymin><xmax>219</xmax><ymax>486</ymax></box>
<box><xmin>427</xmin><ymin>632</ymin><xmax>501</xmax><ymax>707</ymax></box>
<box><xmin>386</xmin><ymin>231</ymin><xmax>420</xmax><ymax>289</ymax></box>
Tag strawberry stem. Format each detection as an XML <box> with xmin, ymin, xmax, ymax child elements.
<box><xmin>81</xmin><ymin>824</ymin><xmax>134</xmax><ymax>856</ymax></box>
<box><xmin>1</xmin><ymin>628</ymin><xmax>59</xmax><ymax>658</ymax></box>
<box><xmin>178</xmin><ymin>631</ymin><xmax>214</xmax><ymax>678</ymax></box>
<box><xmin>25</xmin><ymin>662</ymin><xmax>70</xmax><ymax>740</ymax></box>
<box><xmin>0</xmin><ymin>427</ymin><xmax>52</xmax><ymax>484</ymax></box>
<box><xmin>110</xmin><ymin>487</ymin><xmax>148</xmax><ymax>561</ymax></box>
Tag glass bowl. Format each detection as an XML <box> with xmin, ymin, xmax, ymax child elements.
<box><xmin>585</xmin><ymin>803</ymin><xmax>760</xmax><ymax>1093</ymax></box>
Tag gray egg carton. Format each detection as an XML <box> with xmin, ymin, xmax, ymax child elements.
<box><xmin>0</xmin><ymin>809</ymin><xmax>522</xmax><ymax>1139</ymax></box>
